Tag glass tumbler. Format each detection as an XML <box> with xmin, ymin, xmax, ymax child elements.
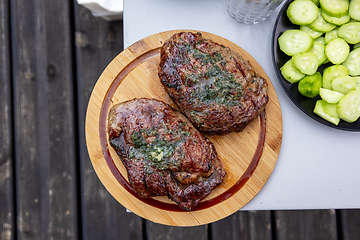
<box><xmin>224</xmin><ymin>0</ymin><xmax>284</xmax><ymax>24</ymax></box>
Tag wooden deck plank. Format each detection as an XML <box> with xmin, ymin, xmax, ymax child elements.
<box><xmin>146</xmin><ymin>222</ymin><xmax>208</xmax><ymax>240</ymax></box>
<box><xmin>10</xmin><ymin>0</ymin><xmax>78</xmax><ymax>238</ymax></box>
<box><xmin>73</xmin><ymin>4</ymin><xmax>143</xmax><ymax>239</ymax></box>
<box><xmin>0</xmin><ymin>0</ymin><xmax>15</xmax><ymax>239</ymax></box>
<box><xmin>211</xmin><ymin>210</ymin><xmax>272</xmax><ymax>240</ymax></box>
<box><xmin>274</xmin><ymin>210</ymin><xmax>338</xmax><ymax>240</ymax></box>
<box><xmin>340</xmin><ymin>209</ymin><xmax>360</xmax><ymax>240</ymax></box>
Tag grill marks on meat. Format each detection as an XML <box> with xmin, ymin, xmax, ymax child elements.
<box><xmin>158</xmin><ymin>32</ymin><xmax>269</xmax><ymax>134</ymax></box>
<box><xmin>108</xmin><ymin>98</ymin><xmax>226</xmax><ymax>211</ymax></box>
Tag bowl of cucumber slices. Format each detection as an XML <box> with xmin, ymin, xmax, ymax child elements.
<box><xmin>272</xmin><ymin>0</ymin><xmax>360</xmax><ymax>131</ymax></box>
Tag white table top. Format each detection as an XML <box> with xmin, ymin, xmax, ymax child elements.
<box><xmin>123</xmin><ymin>0</ymin><xmax>360</xmax><ymax>210</ymax></box>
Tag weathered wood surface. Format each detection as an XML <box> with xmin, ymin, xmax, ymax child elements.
<box><xmin>340</xmin><ymin>209</ymin><xmax>360</xmax><ymax>240</ymax></box>
<box><xmin>145</xmin><ymin>222</ymin><xmax>208</xmax><ymax>240</ymax></box>
<box><xmin>211</xmin><ymin>211</ymin><xmax>272</xmax><ymax>240</ymax></box>
<box><xmin>274</xmin><ymin>210</ymin><xmax>338</xmax><ymax>240</ymax></box>
<box><xmin>0</xmin><ymin>0</ymin><xmax>14</xmax><ymax>240</ymax></box>
<box><xmin>1</xmin><ymin>0</ymin><xmax>360</xmax><ymax>239</ymax></box>
<box><xmin>72</xmin><ymin>2</ymin><xmax>143</xmax><ymax>240</ymax></box>
<box><xmin>10</xmin><ymin>0</ymin><xmax>78</xmax><ymax>239</ymax></box>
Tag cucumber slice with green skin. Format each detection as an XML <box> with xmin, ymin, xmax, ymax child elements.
<box><xmin>324</xmin><ymin>28</ymin><xmax>338</xmax><ymax>44</ymax></box>
<box><xmin>300</xmin><ymin>25</ymin><xmax>324</xmax><ymax>39</ymax></box>
<box><xmin>314</xmin><ymin>36</ymin><xmax>325</xmax><ymax>44</ymax></box>
<box><xmin>349</xmin><ymin>0</ymin><xmax>360</xmax><ymax>21</ymax></box>
<box><xmin>325</xmin><ymin>38</ymin><xmax>349</xmax><ymax>64</ymax></box>
<box><xmin>292</xmin><ymin>52</ymin><xmax>319</xmax><ymax>75</ymax></box>
<box><xmin>319</xmin><ymin>0</ymin><xmax>349</xmax><ymax>18</ymax></box>
<box><xmin>331</xmin><ymin>75</ymin><xmax>357</xmax><ymax>94</ymax></box>
<box><xmin>322</xmin><ymin>64</ymin><xmax>349</xmax><ymax>89</ymax></box>
<box><xmin>309</xmin><ymin>41</ymin><xmax>327</xmax><ymax>65</ymax></box>
<box><xmin>298</xmin><ymin>71</ymin><xmax>322</xmax><ymax>97</ymax></box>
<box><xmin>321</xmin><ymin>11</ymin><xmax>350</xmax><ymax>25</ymax></box>
<box><xmin>278</xmin><ymin>30</ymin><xmax>314</xmax><ymax>56</ymax></box>
<box><xmin>308</xmin><ymin>10</ymin><xmax>337</xmax><ymax>33</ymax></box>
<box><xmin>280</xmin><ymin>59</ymin><xmax>306</xmax><ymax>83</ymax></box>
<box><xmin>314</xmin><ymin>100</ymin><xmax>340</xmax><ymax>125</ymax></box>
<box><xmin>337</xmin><ymin>89</ymin><xmax>360</xmax><ymax>123</ymax></box>
<box><xmin>337</xmin><ymin>22</ymin><xmax>360</xmax><ymax>44</ymax></box>
<box><xmin>319</xmin><ymin>87</ymin><xmax>345</xmax><ymax>103</ymax></box>
<box><xmin>354</xmin><ymin>42</ymin><xmax>360</xmax><ymax>49</ymax></box>
<box><xmin>342</xmin><ymin>48</ymin><xmax>360</xmax><ymax>76</ymax></box>
<box><xmin>287</xmin><ymin>0</ymin><xmax>319</xmax><ymax>25</ymax></box>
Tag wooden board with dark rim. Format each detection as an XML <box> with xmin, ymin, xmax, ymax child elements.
<box><xmin>85</xmin><ymin>30</ymin><xmax>283</xmax><ymax>226</ymax></box>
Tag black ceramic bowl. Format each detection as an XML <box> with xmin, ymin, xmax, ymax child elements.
<box><xmin>271</xmin><ymin>0</ymin><xmax>360</xmax><ymax>131</ymax></box>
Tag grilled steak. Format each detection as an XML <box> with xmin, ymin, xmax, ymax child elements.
<box><xmin>108</xmin><ymin>98</ymin><xmax>226</xmax><ymax>211</ymax></box>
<box><xmin>158</xmin><ymin>32</ymin><xmax>269</xmax><ymax>134</ymax></box>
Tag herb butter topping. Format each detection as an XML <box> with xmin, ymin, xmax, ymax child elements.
<box><xmin>128</xmin><ymin>120</ymin><xmax>191</xmax><ymax>172</ymax></box>
<box><xmin>176</xmin><ymin>40</ymin><xmax>244</xmax><ymax>107</ymax></box>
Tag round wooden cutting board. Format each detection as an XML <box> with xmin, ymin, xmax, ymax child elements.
<box><xmin>85</xmin><ymin>30</ymin><xmax>283</xmax><ymax>226</ymax></box>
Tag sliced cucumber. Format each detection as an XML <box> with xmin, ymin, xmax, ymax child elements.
<box><xmin>280</xmin><ymin>59</ymin><xmax>306</xmax><ymax>83</ymax></box>
<box><xmin>308</xmin><ymin>10</ymin><xmax>337</xmax><ymax>33</ymax></box>
<box><xmin>319</xmin><ymin>87</ymin><xmax>345</xmax><ymax>103</ymax></box>
<box><xmin>349</xmin><ymin>0</ymin><xmax>360</xmax><ymax>21</ymax></box>
<box><xmin>324</xmin><ymin>28</ymin><xmax>338</xmax><ymax>44</ymax></box>
<box><xmin>278</xmin><ymin>29</ymin><xmax>314</xmax><ymax>56</ymax></box>
<box><xmin>331</xmin><ymin>75</ymin><xmax>357</xmax><ymax>94</ymax></box>
<box><xmin>337</xmin><ymin>90</ymin><xmax>360</xmax><ymax>123</ymax></box>
<box><xmin>309</xmin><ymin>41</ymin><xmax>327</xmax><ymax>65</ymax></box>
<box><xmin>354</xmin><ymin>42</ymin><xmax>360</xmax><ymax>49</ymax></box>
<box><xmin>321</xmin><ymin>10</ymin><xmax>350</xmax><ymax>25</ymax></box>
<box><xmin>322</xmin><ymin>64</ymin><xmax>349</xmax><ymax>89</ymax></box>
<box><xmin>356</xmin><ymin>77</ymin><xmax>360</xmax><ymax>90</ymax></box>
<box><xmin>300</xmin><ymin>25</ymin><xmax>324</xmax><ymax>39</ymax></box>
<box><xmin>314</xmin><ymin>36</ymin><xmax>325</xmax><ymax>44</ymax></box>
<box><xmin>337</xmin><ymin>22</ymin><xmax>360</xmax><ymax>44</ymax></box>
<box><xmin>314</xmin><ymin>100</ymin><xmax>340</xmax><ymax>125</ymax></box>
<box><xmin>319</xmin><ymin>0</ymin><xmax>349</xmax><ymax>18</ymax></box>
<box><xmin>298</xmin><ymin>72</ymin><xmax>322</xmax><ymax>97</ymax></box>
<box><xmin>342</xmin><ymin>48</ymin><xmax>360</xmax><ymax>76</ymax></box>
<box><xmin>292</xmin><ymin>52</ymin><xmax>319</xmax><ymax>75</ymax></box>
<box><xmin>287</xmin><ymin>0</ymin><xmax>319</xmax><ymax>25</ymax></box>
<box><xmin>325</xmin><ymin>38</ymin><xmax>349</xmax><ymax>64</ymax></box>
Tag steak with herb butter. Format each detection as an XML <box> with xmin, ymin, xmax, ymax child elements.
<box><xmin>108</xmin><ymin>98</ymin><xmax>226</xmax><ymax>211</ymax></box>
<box><xmin>158</xmin><ymin>32</ymin><xmax>269</xmax><ymax>134</ymax></box>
